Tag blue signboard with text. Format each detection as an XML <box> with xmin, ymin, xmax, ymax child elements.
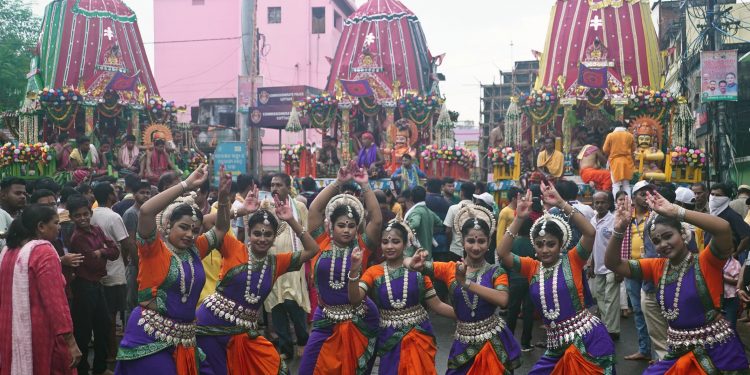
<box><xmin>213</xmin><ymin>142</ymin><xmax>247</xmax><ymax>185</ymax></box>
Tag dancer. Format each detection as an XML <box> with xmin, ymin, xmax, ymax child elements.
<box><xmin>411</xmin><ymin>204</ymin><xmax>522</xmax><ymax>374</ymax></box>
<box><xmin>0</xmin><ymin>204</ymin><xmax>82</xmax><ymax>374</ymax></box>
<box><xmin>605</xmin><ymin>192</ymin><xmax>749</xmax><ymax>373</ymax></box>
<box><xmin>348</xmin><ymin>219</ymin><xmax>455</xmax><ymax>375</ymax></box>
<box><xmin>497</xmin><ymin>183</ymin><xmax>615</xmax><ymax>373</ymax></box>
<box><xmin>298</xmin><ymin>161</ymin><xmax>383</xmax><ymax>375</ymax></box>
<box><xmin>115</xmin><ymin>165</ymin><xmax>231</xmax><ymax>375</ymax></box>
<box><xmin>196</xmin><ymin>189</ymin><xmax>320</xmax><ymax>375</ymax></box>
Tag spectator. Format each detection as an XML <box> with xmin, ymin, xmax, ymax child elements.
<box><xmin>588</xmin><ymin>191</ymin><xmax>621</xmax><ymax>340</ymax></box>
<box><xmin>390</xmin><ymin>154</ymin><xmax>425</xmax><ymax>192</ymax></box>
<box><xmin>443</xmin><ymin>182</ymin><xmax>475</xmax><ymax>262</ymax></box>
<box><xmin>705</xmin><ymin>183</ymin><xmax>750</xmax><ymax>252</ymax></box>
<box><xmin>75</xmin><ymin>183</ymin><xmax>95</xmax><ymax>208</ymax></box>
<box><xmin>67</xmin><ymin>195</ymin><xmax>120</xmax><ymax>375</ymax></box>
<box><xmin>157</xmin><ymin>171</ymin><xmax>181</xmax><ymax>193</ymax></box>
<box><xmin>731</xmin><ymin>184</ymin><xmax>750</xmax><ymax>218</ymax></box>
<box><xmin>299</xmin><ymin>176</ymin><xmax>319</xmax><ymax>208</ymax></box>
<box><xmin>549</xmin><ymin>179</ymin><xmax>595</xmax><ymax>250</ymax></box>
<box><xmin>0</xmin><ymin>177</ymin><xmax>26</xmax><ymax>218</ymax></box>
<box><xmin>495</xmin><ymin>186</ymin><xmax>522</xmax><ymax>247</ymax></box>
<box><xmin>404</xmin><ymin>186</ymin><xmax>443</xmax><ymax>258</ymax></box>
<box><xmin>0</xmin><ymin>204</ymin><xmax>82</xmax><ymax>373</ymax></box>
<box><xmin>121</xmin><ymin>181</ymin><xmax>151</xmax><ymax>314</ymax></box>
<box><xmin>504</xmin><ymin>217</ymin><xmax>535</xmax><ymax>352</ymax></box>
<box><xmin>112</xmin><ymin>174</ymin><xmax>142</xmax><ymax>216</ymax></box>
<box><xmin>442</xmin><ymin>177</ymin><xmax>458</xmax><ymax>204</ymax></box>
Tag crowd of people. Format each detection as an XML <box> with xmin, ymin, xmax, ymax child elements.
<box><xmin>1</xmin><ymin>161</ymin><xmax>750</xmax><ymax>374</ymax></box>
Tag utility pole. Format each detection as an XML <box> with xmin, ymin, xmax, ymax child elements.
<box><xmin>240</xmin><ymin>0</ymin><xmax>259</xmax><ymax>174</ymax></box>
<box><xmin>706</xmin><ymin>0</ymin><xmax>731</xmax><ymax>182</ymax></box>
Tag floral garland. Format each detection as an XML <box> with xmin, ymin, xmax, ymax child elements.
<box><xmin>421</xmin><ymin>144</ymin><xmax>476</xmax><ymax>168</ymax></box>
<box><xmin>488</xmin><ymin>146</ymin><xmax>515</xmax><ymax>167</ymax></box>
<box><xmin>280</xmin><ymin>143</ymin><xmax>306</xmax><ymax>166</ymax></box>
<box><xmin>188</xmin><ymin>153</ymin><xmax>207</xmax><ymax>171</ymax></box>
<box><xmin>96</xmin><ymin>90</ymin><xmax>125</xmax><ymax>118</ymax></box>
<box><xmin>519</xmin><ymin>87</ymin><xmax>558</xmax><ymax>124</ymax></box>
<box><xmin>670</xmin><ymin>146</ymin><xmax>706</xmax><ymax>168</ymax></box>
<box><xmin>38</xmin><ymin>88</ymin><xmax>81</xmax><ymax>126</ymax></box>
<box><xmin>626</xmin><ymin>87</ymin><xmax>674</xmax><ymax>120</ymax></box>
<box><xmin>145</xmin><ymin>97</ymin><xmax>177</xmax><ymax>124</ymax></box>
<box><xmin>0</xmin><ymin>142</ymin><xmax>53</xmax><ymax>167</ymax></box>
<box><xmin>298</xmin><ymin>95</ymin><xmax>339</xmax><ymax>128</ymax></box>
<box><xmin>398</xmin><ymin>93</ymin><xmax>441</xmax><ymax>127</ymax></box>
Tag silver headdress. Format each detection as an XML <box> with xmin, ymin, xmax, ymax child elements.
<box><xmin>324</xmin><ymin>193</ymin><xmax>366</xmax><ymax>229</ymax></box>
<box><xmin>453</xmin><ymin>204</ymin><xmax>497</xmax><ymax>235</ymax></box>
<box><xmin>244</xmin><ymin>200</ymin><xmax>287</xmax><ymax>236</ymax></box>
<box><xmin>529</xmin><ymin>212</ymin><xmax>572</xmax><ymax>250</ymax></box>
<box><xmin>383</xmin><ymin>218</ymin><xmax>420</xmax><ymax>249</ymax></box>
<box><xmin>156</xmin><ymin>192</ymin><xmax>201</xmax><ymax>237</ymax></box>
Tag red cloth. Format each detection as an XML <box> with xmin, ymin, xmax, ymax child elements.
<box><xmin>68</xmin><ymin>225</ymin><xmax>120</xmax><ymax>282</ymax></box>
<box><xmin>580</xmin><ymin>167</ymin><xmax>612</xmax><ymax>192</ymax></box>
<box><xmin>0</xmin><ymin>243</ymin><xmax>76</xmax><ymax>375</ymax></box>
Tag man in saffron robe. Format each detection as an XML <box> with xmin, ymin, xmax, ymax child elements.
<box><xmin>578</xmin><ymin>139</ymin><xmax>611</xmax><ymax>191</ymax></box>
<box><xmin>356</xmin><ymin>131</ymin><xmax>385</xmax><ymax>178</ymax></box>
<box><xmin>536</xmin><ymin>136</ymin><xmax>564</xmax><ymax>178</ymax></box>
<box><xmin>603</xmin><ymin>124</ymin><xmax>636</xmax><ymax>196</ymax></box>
<box><xmin>142</xmin><ymin>138</ymin><xmax>176</xmax><ymax>186</ymax></box>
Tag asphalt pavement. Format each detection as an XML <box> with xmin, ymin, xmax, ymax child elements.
<box><xmin>288</xmin><ymin>309</ymin><xmax>651</xmax><ymax>374</ymax></box>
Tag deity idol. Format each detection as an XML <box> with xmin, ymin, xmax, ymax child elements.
<box><xmin>630</xmin><ymin>116</ymin><xmax>666</xmax><ymax>181</ymax></box>
<box><xmin>388</xmin><ymin>119</ymin><xmax>418</xmax><ymax>173</ymax></box>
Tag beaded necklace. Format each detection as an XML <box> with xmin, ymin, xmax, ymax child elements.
<box><xmin>659</xmin><ymin>253</ymin><xmax>693</xmax><ymax>321</ymax></box>
<box><xmin>244</xmin><ymin>249</ymin><xmax>267</xmax><ymax>304</ymax></box>
<box><xmin>329</xmin><ymin>243</ymin><xmax>350</xmax><ymax>290</ymax></box>
<box><xmin>461</xmin><ymin>262</ymin><xmax>488</xmax><ymax>318</ymax></box>
<box><xmin>384</xmin><ymin>263</ymin><xmax>408</xmax><ymax>309</ymax></box>
<box><xmin>165</xmin><ymin>241</ymin><xmax>197</xmax><ymax>303</ymax></box>
<box><xmin>539</xmin><ymin>258</ymin><xmax>562</xmax><ymax>326</ymax></box>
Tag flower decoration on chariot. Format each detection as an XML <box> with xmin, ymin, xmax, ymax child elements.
<box><xmin>324</xmin><ymin>193</ymin><xmax>366</xmax><ymax>228</ymax></box>
<box><xmin>384</xmin><ymin>218</ymin><xmax>420</xmax><ymax>250</ymax></box>
<box><xmin>629</xmin><ymin>116</ymin><xmax>663</xmax><ymax>148</ymax></box>
<box><xmin>156</xmin><ymin>193</ymin><xmax>201</xmax><ymax>237</ymax></box>
<box><xmin>453</xmin><ymin>204</ymin><xmax>496</xmax><ymax>236</ymax></box>
<box><xmin>530</xmin><ymin>212</ymin><xmax>573</xmax><ymax>250</ymax></box>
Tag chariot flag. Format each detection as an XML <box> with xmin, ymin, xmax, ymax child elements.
<box><xmin>106</xmin><ymin>72</ymin><xmax>139</xmax><ymax>91</ymax></box>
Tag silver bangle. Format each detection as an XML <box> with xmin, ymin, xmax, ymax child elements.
<box><xmin>348</xmin><ymin>270</ymin><xmax>361</xmax><ymax>281</ymax></box>
<box><xmin>180</xmin><ymin>180</ymin><xmax>189</xmax><ymax>192</ymax></box>
<box><xmin>676</xmin><ymin>205</ymin><xmax>686</xmax><ymax>222</ymax></box>
<box><xmin>505</xmin><ymin>229</ymin><xmax>518</xmax><ymax>239</ymax></box>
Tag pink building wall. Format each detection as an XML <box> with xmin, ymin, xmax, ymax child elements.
<box><xmin>153</xmin><ymin>0</ymin><xmax>241</xmax><ymax>113</ymax></box>
<box><xmin>152</xmin><ymin>0</ymin><xmax>354</xmax><ymax>171</ymax></box>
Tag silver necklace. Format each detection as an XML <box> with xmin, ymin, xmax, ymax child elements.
<box><xmin>165</xmin><ymin>241</ymin><xmax>196</xmax><ymax>303</ymax></box>
<box><xmin>384</xmin><ymin>263</ymin><xmax>409</xmax><ymax>309</ymax></box>
<box><xmin>329</xmin><ymin>243</ymin><xmax>350</xmax><ymax>290</ymax></box>
<box><xmin>461</xmin><ymin>262</ymin><xmax>486</xmax><ymax>318</ymax></box>
<box><xmin>659</xmin><ymin>253</ymin><xmax>693</xmax><ymax>321</ymax></box>
<box><xmin>244</xmin><ymin>249</ymin><xmax>267</xmax><ymax>305</ymax></box>
<box><xmin>539</xmin><ymin>259</ymin><xmax>562</xmax><ymax>325</ymax></box>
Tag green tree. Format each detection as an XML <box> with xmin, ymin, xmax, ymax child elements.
<box><xmin>0</xmin><ymin>0</ymin><xmax>40</xmax><ymax>111</ymax></box>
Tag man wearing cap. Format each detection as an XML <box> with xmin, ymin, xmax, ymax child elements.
<box><xmin>404</xmin><ymin>186</ymin><xmax>443</xmax><ymax>258</ymax></box>
<box><xmin>622</xmin><ymin>180</ymin><xmax>656</xmax><ymax>361</ymax></box>
<box><xmin>356</xmin><ymin>131</ymin><xmax>385</xmax><ymax>178</ymax></box>
<box><xmin>730</xmin><ymin>184</ymin><xmax>750</xmax><ymax>218</ymax></box>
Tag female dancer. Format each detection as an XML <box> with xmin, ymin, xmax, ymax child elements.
<box><xmin>196</xmin><ymin>189</ymin><xmax>320</xmax><ymax>375</ymax></box>
<box><xmin>605</xmin><ymin>192</ymin><xmax>749</xmax><ymax>373</ymax></box>
<box><xmin>0</xmin><ymin>204</ymin><xmax>82</xmax><ymax>374</ymax></box>
<box><xmin>298</xmin><ymin>162</ymin><xmax>383</xmax><ymax>374</ymax></box>
<box><xmin>347</xmin><ymin>219</ymin><xmax>455</xmax><ymax>375</ymax></box>
<box><xmin>496</xmin><ymin>183</ymin><xmax>615</xmax><ymax>373</ymax></box>
<box><xmin>411</xmin><ymin>204</ymin><xmax>522</xmax><ymax>374</ymax></box>
<box><xmin>115</xmin><ymin>165</ymin><xmax>231</xmax><ymax>375</ymax></box>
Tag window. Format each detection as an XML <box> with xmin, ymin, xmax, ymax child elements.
<box><xmin>312</xmin><ymin>7</ymin><xmax>325</xmax><ymax>34</ymax></box>
<box><xmin>268</xmin><ymin>7</ymin><xmax>281</xmax><ymax>24</ymax></box>
<box><xmin>192</xmin><ymin>0</ymin><xmax>204</xmax><ymax>5</ymax></box>
<box><xmin>334</xmin><ymin>11</ymin><xmax>342</xmax><ymax>31</ymax></box>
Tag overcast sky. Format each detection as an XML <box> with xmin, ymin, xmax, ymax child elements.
<box><xmin>30</xmin><ymin>0</ymin><xmax>558</xmax><ymax>125</ymax></box>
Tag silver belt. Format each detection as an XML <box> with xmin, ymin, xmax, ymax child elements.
<box><xmin>321</xmin><ymin>303</ymin><xmax>365</xmax><ymax>323</ymax></box>
<box><xmin>380</xmin><ymin>304</ymin><xmax>429</xmax><ymax>329</ymax></box>
<box><xmin>545</xmin><ymin>310</ymin><xmax>600</xmax><ymax>349</ymax></box>
<box><xmin>455</xmin><ymin>314</ymin><xmax>507</xmax><ymax>344</ymax></box>
<box><xmin>204</xmin><ymin>292</ymin><xmax>260</xmax><ymax>331</ymax></box>
<box><xmin>137</xmin><ymin>308</ymin><xmax>196</xmax><ymax>347</ymax></box>
<box><xmin>667</xmin><ymin>317</ymin><xmax>734</xmax><ymax>351</ymax></box>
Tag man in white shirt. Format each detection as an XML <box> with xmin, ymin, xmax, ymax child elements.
<box><xmin>588</xmin><ymin>191</ymin><xmax>620</xmax><ymax>340</ymax></box>
<box><xmin>442</xmin><ymin>182</ymin><xmax>475</xmax><ymax>262</ymax></box>
<box><xmin>90</xmin><ymin>183</ymin><xmax>137</xmax><ymax>361</ymax></box>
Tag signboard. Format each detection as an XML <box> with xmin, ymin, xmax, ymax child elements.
<box><xmin>238</xmin><ymin>76</ymin><xmax>254</xmax><ymax>113</ymax></box>
<box><xmin>256</xmin><ymin>86</ymin><xmax>322</xmax><ymax>106</ymax></box>
<box><xmin>248</xmin><ymin>105</ymin><xmax>309</xmax><ymax>129</ymax></box>
<box><xmin>700</xmin><ymin>50</ymin><xmax>738</xmax><ymax>102</ymax></box>
<box><xmin>213</xmin><ymin>141</ymin><xmax>247</xmax><ymax>184</ymax></box>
